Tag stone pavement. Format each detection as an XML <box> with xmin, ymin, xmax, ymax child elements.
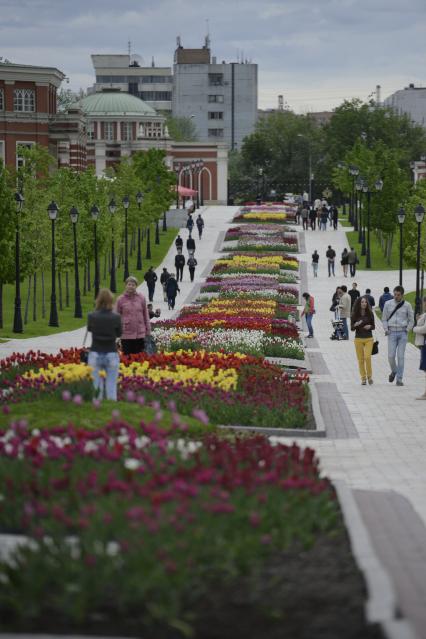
<box><xmin>0</xmin><ymin>206</ymin><xmax>239</xmax><ymax>360</ymax></box>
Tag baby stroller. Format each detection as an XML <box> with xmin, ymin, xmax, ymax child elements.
<box><xmin>330</xmin><ymin>307</ymin><xmax>346</xmax><ymax>340</ymax></box>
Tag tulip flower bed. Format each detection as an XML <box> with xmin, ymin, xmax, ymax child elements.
<box><xmin>212</xmin><ymin>253</ymin><xmax>299</xmax><ymax>275</ymax></box>
<box><xmin>223</xmin><ymin>224</ymin><xmax>299</xmax><ymax>252</ymax></box>
<box><xmin>233</xmin><ymin>203</ymin><xmax>297</xmax><ymax>224</ymax></box>
<box><xmin>200</xmin><ymin>273</ymin><xmax>298</xmax><ymax>293</ymax></box>
<box><xmin>0</xmin><ymin>421</ymin><xmax>372</xmax><ymax>638</ymax></box>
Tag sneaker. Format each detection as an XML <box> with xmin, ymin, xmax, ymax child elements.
<box><xmin>388</xmin><ymin>372</ymin><xmax>396</xmax><ymax>383</ymax></box>
<box><xmin>361</xmin><ymin>380</ymin><xmax>367</xmax><ymax>385</ymax></box>
<box><xmin>368</xmin><ymin>378</ymin><xmax>373</xmax><ymax>385</ymax></box>
<box><xmin>416</xmin><ymin>394</ymin><xmax>426</xmax><ymax>400</ymax></box>
<box><xmin>396</xmin><ymin>380</ymin><xmax>404</xmax><ymax>387</ymax></box>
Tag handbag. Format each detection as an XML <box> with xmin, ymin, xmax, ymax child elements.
<box><xmin>372</xmin><ymin>340</ymin><xmax>379</xmax><ymax>356</ymax></box>
<box><xmin>144</xmin><ymin>335</ymin><xmax>157</xmax><ymax>356</ymax></box>
<box><xmin>80</xmin><ymin>329</ymin><xmax>89</xmax><ymax>364</ymax></box>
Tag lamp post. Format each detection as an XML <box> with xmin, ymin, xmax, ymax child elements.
<box><xmin>200</xmin><ymin>161</ymin><xmax>205</xmax><ymax>206</ymax></box>
<box><xmin>397</xmin><ymin>207</ymin><xmax>406</xmax><ymax>287</ymax></box>
<box><xmin>175</xmin><ymin>163</ymin><xmax>180</xmax><ymax>209</ymax></box>
<box><xmin>108</xmin><ymin>198</ymin><xmax>117</xmax><ymax>292</ymax></box>
<box><xmin>70</xmin><ymin>206</ymin><xmax>82</xmax><ymax>318</ymax></box>
<box><xmin>12</xmin><ymin>192</ymin><xmax>24</xmax><ymax>333</ymax></box>
<box><xmin>90</xmin><ymin>205</ymin><xmax>100</xmax><ymax>299</ymax></box>
<box><xmin>136</xmin><ymin>191</ymin><xmax>143</xmax><ymax>270</ymax></box>
<box><xmin>355</xmin><ymin>177</ymin><xmax>364</xmax><ymax>247</ymax></box>
<box><xmin>348</xmin><ymin>165</ymin><xmax>359</xmax><ymax>228</ymax></box>
<box><xmin>362</xmin><ymin>178</ymin><xmax>383</xmax><ymax>269</ymax></box>
<box><xmin>298</xmin><ymin>134</ymin><xmax>312</xmax><ymax>202</ymax></box>
<box><xmin>155</xmin><ymin>176</ymin><xmax>161</xmax><ymax>245</ymax></box>
<box><xmin>47</xmin><ymin>200</ymin><xmax>59</xmax><ymax>327</ymax></box>
<box><xmin>414</xmin><ymin>204</ymin><xmax>425</xmax><ymax>317</ymax></box>
<box><xmin>122</xmin><ymin>195</ymin><xmax>130</xmax><ymax>280</ymax></box>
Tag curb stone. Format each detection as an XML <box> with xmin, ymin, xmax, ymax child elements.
<box><xmin>334</xmin><ymin>481</ymin><xmax>419</xmax><ymax>639</ymax></box>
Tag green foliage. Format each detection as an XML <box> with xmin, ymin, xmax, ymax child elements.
<box><xmin>0</xmin><ymin>162</ymin><xmax>15</xmax><ymax>286</ymax></box>
<box><xmin>166</xmin><ymin>115</ymin><xmax>198</xmax><ymax>141</ymax></box>
<box><xmin>401</xmin><ymin>180</ymin><xmax>426</xmax><ymax>270</ymax></box>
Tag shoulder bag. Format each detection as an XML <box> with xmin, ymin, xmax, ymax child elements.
<box><xmin>80</xmin><ymin>329</ymin><xmax>89</xmax><ymax>364</ymax></box>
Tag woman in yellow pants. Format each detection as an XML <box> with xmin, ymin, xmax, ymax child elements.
<box><xmin>351</xmin><ymin>297</ymin><xmax>375</xmax><ymax>385</ymax></box>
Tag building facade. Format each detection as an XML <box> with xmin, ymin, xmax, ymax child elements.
<box><xmin>90</xmin><ymin>55</ymin><xmax>172</xmax><ymax>114</ymax></box>
<box><xmin>172</xmin><ymin>39</ymin><xmax>258</xmax><ymax>150</ymax></box>
<box><xmin>0</xmin><ymin>61</ymin><xmax>67</xmax><ymax>169</ymax></box>
<box><xmin>383</xmin><ymin>84</ymin><xmax>426</xmax><ymax>127</ymax></box>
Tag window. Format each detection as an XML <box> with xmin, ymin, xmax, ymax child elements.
<box><xmin>87</xmin><ymin>122</ymin><xmax>95</xmax><ymax>141</ymax></box>
<box><xmin>208</xmin><ymin>94</ymin><xmax>224</xmax><ymax>103</ymax></box>
<box><xmin>208</xmin><ymin>73</ymin><xmax>223</xmax><ymax>86</ymax></box>
<box><xmin>0</xmin><ymin>89</ymin><xmax>4</xmax><ymax>111</ymax></box>
<box><xmin>144</xmin><ymin>121</ymin><xmax>163</xmax><ymax>138</ymax></box>
<box><xmin>14</xmin><ymin>89</ymin><xmax>35</xmax><ymax>112</ymax></box>
<box><xmin>122</xmin><ymin>122</ymin><xmax>132</xmax><ymax>141</ymax></box>
<box><xmin>140</xmin><ymin>75</ymin><xmax>173</xmax><ymax>84</ymax></box>
<box><xmin>104</xmin><ymin>122</ymin><xmax>114</xmax><ymax>141</ymax></box>
<box><xmin>208</xmin><ymin>111</ymin><xmax>224</xmax><ymax>120</ymax></box>
<box><xmin>16</xmin><ymin>142</ymin><xmax>34</xmax><ymax>169</ymax></box>
<box><xmin>208</xmin><ymin>128</ymin><xmax>224</xmax><ymax>138</ymax></box>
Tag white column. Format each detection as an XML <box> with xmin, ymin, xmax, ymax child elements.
<box><xmin>216</xmin><ymin>145</ymin><xmax>229</xmax><ymax>204</ymax></box>
<box><xmin>116</xmin><ymin>121</ymin><xmax>121</xmax><ymax>142</ymax></box>
<box><xmin>96</xmin><ymin>121</ymin><xmax>101</xmax><ymax>140</ymax></box>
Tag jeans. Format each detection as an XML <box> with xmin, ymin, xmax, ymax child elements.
<box><xmin>355</xmin><ymin>337</ymin><xmax>373</xmax><ymax>381</ymax></box>
<box><xmin>305</xmin><ymin>313</ymin><xmax>314</xmax><ymax>337</ymax></box>
<box><xmin>176</xmin><ymin>266</ymin><xmax>183</xmax><ymax>281</ymax></box>
<box><xmin>328</xmin><ymin>260</ymin><xmax>335</xmax><ymax>276</ymax></box>
<box><xmin>168</xmin><ymin>295</ymin><xmax>177</xmax><ymax>309</ymax></box>
<box><xmin>388</xmin><ymin>330</ymin><xmax>408</xmax><ymax>381</ymax></box>
<box><xmin>189</xmin><ymin>267</ymin><xmax>195</xmax><ymax>282</ymax></box>
<box><xmin>341</xmin><ymin>317</ymin><xmax>349</xmax><ymax>339</ymax></box>
<box><xmin>88</xmin><ymin>351</ymin><xmax>120</xmax><ymax>401</ymax></box>
<box><xmin>147</xmin><ymin>284</ymin><xmax>155</xmax><ymax>302</ymax></box>
<box><xmin>349</xmin><ymin>263</ymin><xmax>356</xmax><ymax>277</ymax></box>
<box><xmin>302</xmin><ymin>218</ymin><xmax>309</xmax><ymax>230</ymax></box>
<box><xmin>312</xmin><ymin>262</ymin><xmax>318</xmax><ymax>277</ymax></box>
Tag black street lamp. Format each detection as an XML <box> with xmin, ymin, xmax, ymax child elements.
<box><xmin>397</xmin><ymin>207</ymin><xmax>406</xmax><ymax>287</ymax></box>
<box><xmin>70</xmin><ymin>206</ymin><xmax>82</xmax><ymax>318</ymax></box>
<box><xmin>414</xmin><ymin>203</ymin><xmax>425</xmax><ymax>317</ymax></box>
<box><xmin>108</xmin><ymin>198</ymin><xmax>117</xmax><ymax>292</ymax></box>
<box><xmin>362</xmin><ymin>178</ymin><xmax>383</xmax><ymax>269</ymax></box>
<box><xmin>136</xmin><ymin>191</ymin><xmax>144</xmax><ymax>270</ymax></box>
<box><xmin>145</xmin><ymin>225</ymin><xmax>152</xmax><ymax>259</ymax></box>
<box><xmin>200</xmin><ymin>162</ymin><xmax>205</xmax><ymax>206</ymax></box>
<box><xmin>175</xmin><ymin>163</ymin><xmax>180</xmax><ymax>209</ymax></box>
<box><xmin>355</xmin><ymin>177</ymin><xmax>364</xmax><ymax>248</ymax></box>
<box><xmin>122</xmin><ymin>195</ymin><xmax>130</xmax><ymax>280</ymax></box>
<box><xmin>12</xmin><ymin>192</ymin><xmax>24</xmax><ymax>333</ymax></box>
<box><xmin>90</xmin><ymin>205</ymin><xmax>100</xmax><ymax>299</ymax></box>
<box><xmin>47</xmin><ymin>200</ymin><xmax>59</xmax><ymax>327</ymax></box>
<box><xmin>155</xmin><ymin>176</ymin><xmax>160</xmax><ymax>245</ymax></box>
<box><xmin>348</xmin><ymin>165</ymin><xmax>359</xmax><ymax>228</ymax></box>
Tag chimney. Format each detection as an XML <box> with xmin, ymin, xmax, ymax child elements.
<box><xmin>375</xmin><ymin>84</ymin><xmax>381</xmax><ymax>105</ymax></box>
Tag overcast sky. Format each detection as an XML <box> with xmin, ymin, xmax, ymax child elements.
<box><xmin>1</xmin><ymin>0</ymin><xmax>426</xmax><ymax>112</ymax></box>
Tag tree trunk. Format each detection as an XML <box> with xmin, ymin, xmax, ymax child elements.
<box><xmin>87</xmin><ymin>259</ymin><xmax>91</xmax><ymax>292</ymax></box>
<box><xmin>58</xmin><ymin>271</ymin><xmax>63</xmax><ymax>311</ymax></box>
<box><xmin>33</xmin><ymin>272</ymin><xmax>37</xmax><ymax>322</ymax></box>
<box><xmin>65</xmin><ymin>271</ymin><xmax>70</xmax><ymax>307</ymax></box>
<box><xmin>41</xmin><ymin>271</ymin><xmax>46</xmax><ymax>318</ymax></box>
<box><xmin>83</xmin><ymin>263</ymin><xmax>87</xmax><ymax>296</ymax></box>
<box><xmin>24</xmin><ymin>274</ymin><xmax>32</xmax><ymax>324</ymax></box>
<box><xmin>386</xmin><ymin>233</ymin><xmax>394</xmax><ymax>265</ymax></box>
<box><xmin>0</xmin><ymin>281</ymin><xmax>3</xmax><ymax>329</ymax></box>
<box><xmin>103</xmin><ymin>252</ymin><xmax>107</xmax><ymax>280</ymax></box>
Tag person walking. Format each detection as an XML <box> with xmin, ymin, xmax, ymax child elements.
<box><xmin>413</xmin><ymin>295</ymin><xmax>426</xmax><ymax>399</ymax></box>
<box><xmin>143</xmin><ymin>266</ymin><xmax>157</xmax><ymax>302</ymax></box>
<box><xmin>87</xmin><ymin>289</ymin><xmax>122</xmax><ymax>401</ymax></box>
<box><xmin>326</xmin><ymin>245</ymin><xmax>336</xmax><ymax>277</ymax></box>
<box><xmin>301</xmin><ymin>292</ymin><xmax>315</xmax><ymax>338</ymax></box>
<box><xmin>301</xmin><ymin>205</ymin><xmax>309</xmax><ymax>230</ymax></box>
<box><xmin>341</xmin><ymin>248</ymin><xmax>349</xmax><ymax>278</ymax></box>
<box><xmin>187</xmin><ymin>255</ymin><xmax>198</xmax><ymax>282</ymax></box>
<box><xmin>349</xmin><ymin>282</ymin><xmax>360</xmax><ymax>309</ymax></box>
<box><xmin>302</xmin><ymin>190</ymin><xmax>309</xmax><ymax>206</ymax></box>
<box><xmin>338</xmin><ymin>285</ymin><xmax>351</xmax><ymax>339</ymax></box>
<box><xmin>382</xmin><ymin>285</ymin><xmax>414</xmax><ymax>386</ymax></box>
<box><xmin>351</xmin><ymin>296</ymin><xmax>375</xmax><ymax>385</ymax></box>
<box><xmin>379</xmin><ymin>287</ymin><xmax>393</xmax><ymax>312</ymax></box>
<box><xmin>364</xmin><ymin>288</ymin><xmax>375</xmax><ymax>308</ymax></box>
<box><xmin>186</xmin><ymin>214</ymin><xmax>194</xmax><ymax>237</ymax></box>
<box><xmin>196</xmin><ymin>214</ymin><xmax>204</xmax><ymax>239</ymax></box>
<box><xmin>311</xmin><ymin>250</ymin><xmax>319</xmax><ymax>277</ymax></box>
<box><xmin>309</xmin><ymin>206</ymin><xmax>317</xmax><ymax>230</ymax></box>
<box><xmin>186</xmin><ymin>235</ymin><xmax>196</xmax><ymax>256</ymax></box>
<box><xmin>116</xmin><ymin>276</ymin><xmax>151</xmax><ymax>356</ymax></box>
<box><xmin>175</xmin><ymin>252</ymin><xmax>185</xmax><ymax>282</ymax></box>
<box><xmin>347</xmin><ymin>247</ymin><xmax>358</xmax><ymax>277</ymax></box>
<box><xmin>330</xmin><ymin>286</ymin><xmax>342</xmax><ymax>316</ymax></box>
<box><xmin>166</xmin><ymin>274</ymin><xmax>180</xmax><ymax>310</ymax></box>
<box><xmin>160</xmin><ymin>267</ymin><xmax>170</xmax><ymax>302</ymax></box>
<box><xmin>320</xmin><ymin>206</ymin><xmax>329</xmax><ymax>231</ymax></box>
<box><xmin>331</xmin><ymin>204</ymin><xmax>339</xmax><ymax>230</ymax></box>
<box><xmin>175</xmin><ymin>234</ymin><xmax>183</xmax><ymax>252</ymax></box>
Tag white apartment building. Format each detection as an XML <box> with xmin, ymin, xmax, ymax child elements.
<box><xmin>383</xmin><ymin>83</ymin><xmax>426</xmax><ymax>127</ymax></box>
<box><xmin>90</xmin><ymin>55</ymin><xmax>172</xmax><ymax>114</ymax></box>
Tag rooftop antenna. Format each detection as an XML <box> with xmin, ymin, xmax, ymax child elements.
<box><xmin>205</xmin><ymin>19</ymin><xmax>211</xmax><ymax>49</ymax></box>
<box><xmin>128</xmin><ymin>40</ymin><xmax>131</xmax><ymax>56</ymax></box>
<box><xmin>176</xmin><ymin>35</ymin><xmax>182</xmax><ymax>48</ymax></box>
<box><xmin>151</xmin><ymin>56</ymin><xmax>155</xmax><ymax>68</ymax></box>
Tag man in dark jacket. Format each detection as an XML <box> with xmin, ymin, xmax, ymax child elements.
<box><xmin>187</xmin><ymin>236</ymin><xmax>196</xmax><ymax>256</ymax></box>
<box><xmin>186</xmin><ymin>215</ymin><xmax>194</xmax><ymax>236</ymax></box>
<box><xmin>175</xmin><ymin>252</ymin><xmax>185</xmax><ymax>282</ymax></box>
<box><xmin>325</xmin><ymin>245</ymin><xmax>336</xmax><ymax>277</ymax></box>
<box><xmin>331</xmin><ymin>205</ymin><xmax>339</xmax><ymax>230</ymax></box>
<box><xmin>166</xmin><ymin>275</ymin><xmax>180</xmax><ymax>310</ymax></box>
<box><xmin>379</xmin><ymin>287</ymin><xmax>393</xmax><ymax>312</ymax></box>
<box><xmin>348</xmin><ymin>282</ymin><xmax>360</xmax><ymax>308</ymax></box>
<box><xmin>196</xmin><ymin>215</ymin><xmax>204</xmax><ymax>239</ymax></box>
<box><xmin>160</xmin><ymin>268</ymin><xmax>170</xmax><ymax>302</ymax></box>
<box><xmin>347</xmin><ymin>247</ymin><xmax>358</xmax><ymax>277</ymax></box>
<box><xmin>365</xmin><ymin>288</ymin><xmax>376</xmax><ymax>308</ymax></box>
<box><xmin>175</xmin><ymin>234</ymin><xmax>183</xmax><ymax>251</ymax></box>
<box><xmin>187</xmin><ymin>255</ymin><xmax>198</xmax><ymax>282</ymax></box>
<box><xmin>143</xmin><ymin>266</ymin><xmax>157</xmax><ymax>302</ymax></box>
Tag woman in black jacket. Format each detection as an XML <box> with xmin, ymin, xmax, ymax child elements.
<box><xmin>351</xmin><ymin>296</ymin><xmax>375</xmax><ymax>385</ymax></box>
<box><xmin>166</xmin><ymin>275</ymin><xmax>180</xmax><ymax>310</ymax></box>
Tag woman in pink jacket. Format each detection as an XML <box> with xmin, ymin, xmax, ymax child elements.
<box><xmin>116</xmin><ymin>276</ymin><xmax>151</xmax><ymax>356</ymax></box>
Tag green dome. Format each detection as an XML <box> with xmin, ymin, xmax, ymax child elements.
<box><xmin>76</xmin><ymin>91</ymin><xmax>156</xmax><ymax>116</ymax></box>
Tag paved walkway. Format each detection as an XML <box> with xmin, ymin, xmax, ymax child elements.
<box><xmin>0</xmin><ymin>206</ymin><xmax>238</xmax><ymax>360</ymax></box>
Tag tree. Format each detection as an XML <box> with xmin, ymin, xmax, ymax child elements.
<box><xmin>402</xmin><ymin>180</ymin><xmax>426</xmax><ymax>273</ymax></box>
<box><xmin>166</xmin><ymin>116</ymin><xmax>198</xmax><ymax>142</ymax></box>
<box><xmin>0</xmin><ymin>162</ymin><xmax>15</xmax><ymax>328</ymax></box>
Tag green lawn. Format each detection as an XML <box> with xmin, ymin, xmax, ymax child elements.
<box><xmin>345</xmin><ymin>230</ymin><xmax>410</xmax><ymax>271</ymax></box>
<box><xmin>0</xmin><ymin>396</ymin><xmax>209</xmax><ymax>434</ymax></box>
<box><xmin>0</xmin><ymin>226</ymin><xmax>177</xmax><ymax>340</ymax></box>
